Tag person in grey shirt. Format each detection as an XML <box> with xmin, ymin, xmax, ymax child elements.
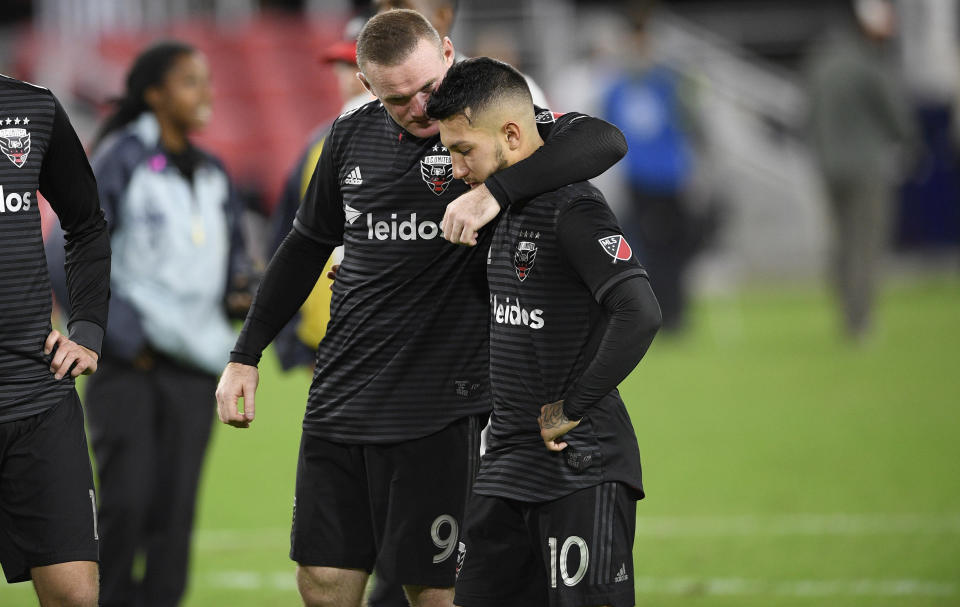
<box><xmin>806</xmin><ymin>0</ymin><xmax>918</xmax><ymax>340</ymax></box>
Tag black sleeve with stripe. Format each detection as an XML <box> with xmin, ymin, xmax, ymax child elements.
<box><xmin>38</xmin><ymin>95</ymin><xmax>111</xmax><ymax>356</ymax></box>
<box><xmin>229</xmin><ymin>229</ymin><xmax>332</xmax><ymax>366</ymax></box>
<box><xmin>292</xmin><ymin>127</ymin><xmax>344</xmax><ymax>247</ymax></box>
<box><xmin>484</xmin><ymin>112</ymin><xmax>627</xmax><ymax>209</ymax></box>
<box><xmin>554</xmin><ymin>198</ymin><xmax>661</xmax><ymax>420</ymax></box>
<box><xmin>562</xmin><ymin>276</ymin><xmax>661</xmax><ymax>420</ymax></box>
<box><xmin>230</xmin><ymin>126</ymin><xmax>341</xmax><ymax>366</ymax></box>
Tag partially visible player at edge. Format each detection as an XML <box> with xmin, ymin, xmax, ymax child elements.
<box><xmin>426</xmin><ymin>57</ymin><xmax>661</xmax><ymax>607</ymax></box>
<box><xmin>216</xmin><ymin>9</ymin><xmax>627</xmax><ymax>607</ymax></box>
<box><xmin>0</xmin><ymin>74</ymin><xmax>111</xmax><ymax>606</ymax></box>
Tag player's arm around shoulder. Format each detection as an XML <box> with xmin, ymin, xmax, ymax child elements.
<box><xmin>439</xmin><ymin>183</ymin><xmax>500</xmax><ymax>246</ymax></box>
<box><xmin>439</xmin><ymin>109</ymin><xmax>628</xmax><ymax>246</ymax></box>
<box><xmin>216</xmin><ymin>361</ymin><xmax>259</xmax><ymax>428</ymax></box>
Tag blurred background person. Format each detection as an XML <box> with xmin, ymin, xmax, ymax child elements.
<box><xmin>602</xmin><ymin>4</ymin><xmax>717</xmax><ymax>333</ymax></box>
<box><xmin>805</xmin><ymin>0</ymin><xmax>918</xmax><ymax>341</ymax></box>
<box><xmin>48</xmin><ymin>40</ymin><xmax>253</xmax><ymax>607</ymax></box>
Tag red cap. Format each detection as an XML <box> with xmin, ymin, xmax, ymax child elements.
<box><xmin>318</xmin><ymin>40</ymin><xmax>358</xmax><ymax>65</ymax></box>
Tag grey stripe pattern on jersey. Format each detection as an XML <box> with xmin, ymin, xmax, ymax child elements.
<box><xmin>0</xmin><ymin>76</ymin><xmax>72</xmax><ymax>422</ymax></box>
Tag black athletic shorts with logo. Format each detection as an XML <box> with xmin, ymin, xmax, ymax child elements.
<box><xmin>455</xmin><ymin>482</ymin><xmax>636</xmax><ymax>607</ymax></box>
<box><xmin>291</xmin><ymin>414</ymin><xmax>483</xmax><ymax>587</ymax></box>
<box><xmin>0</xmin><ymin>391</ymin><xmax>99</xmax><ymax>583</ymax></box>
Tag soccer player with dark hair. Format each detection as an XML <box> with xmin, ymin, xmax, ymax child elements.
<box><xmin>427</xmin><ymin>57</ymin><xmax>661</xmax><ymax>607</ymax></box>
<box><xmin>0</xmin><ymin>74</ymin><xmax>110</xmax><ymax>606</ymax></box>
<box><xmin>216</xmin><ymin>9</ymin><xmax>627</xmax><ymax>607</ymax></box>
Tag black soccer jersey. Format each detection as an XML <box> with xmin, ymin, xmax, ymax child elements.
<box><xmin>290</xmin><ymin>103</ymin><xmax>583</xmax><ymax>444</ymax></box>
<box><xmin>475</xmin><ymin>182</ymin><xmax>648</xmax><ymax>503</ymax></box>
<box><xmin>0</xmin><ymin>75</ymin><xmax>110</xmax><ymax>423</ymax></box>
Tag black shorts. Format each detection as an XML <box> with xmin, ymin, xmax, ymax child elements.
<box><xmin>455</xmin><ymin>482</ymin><xmax>636</xmax><ymax>607</ymax></box>
<box><xmin>291</xmin><ymin>414</ymin><xmax>483</xmax><ymax>588</ymax></box>
<box><xmin>0</xmin><ymin>391</ymin><xmax>99</xmax><ymax>583</ymax></box>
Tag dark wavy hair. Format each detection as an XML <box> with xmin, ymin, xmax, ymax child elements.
<box><xmin>425</xmin><ymin>56</ymin><xmax>531</xmax><ymax>123</ymax></box>
<box><xmin>93</xmin><ymin>40</ymin><xmax>196</xmax><ymax>150</ymax></box>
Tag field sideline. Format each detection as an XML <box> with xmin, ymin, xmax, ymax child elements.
<box><xmin>3</xmin><ymin>277</ymin><xmax>959</xmax><ymax>606</ymax></box>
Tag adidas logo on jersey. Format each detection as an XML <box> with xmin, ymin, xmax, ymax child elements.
<box><xmin>614</xmin><ymin>563</ymin><xmax>629</xmax><ymax>583</ymax></box>
<box><xmin>344</xmin><ymin>204</ymin><xmax>362</xmax><ymax>225</ymax></box>
<box><xmin>490</xmin><ymin>294</ymin><xmax>544</xmax><ymax>330</ymax></box>
<box><xmin>0</xmin><ymin>185</ymin><xmax>33</xmax><ymax>213</ymax></box>
<box><xmin>366</xmin><ymin>212</ymin><xmax>441</xmax><ymax>241</ymax></box>
<box><xmin>344</xmin><ymin>166</ymin><xmax>363</xmax><ymax>185</ymax></box>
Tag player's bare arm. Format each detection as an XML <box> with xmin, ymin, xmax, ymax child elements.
<box><xmin>440</xmin><ymin>183</ymin><xmax>500</xmax><ymax>246</ymax></box>
<box><xmin>538</xmin><ymin>400</ymin><xmax>581</xmax><ymax>452</ymax></box>
<box><xmin>216</xmin><ymin>362</ymin><xmax>259</xmax><ymax>428</ymax></box>
<box><xmin>44</xmin><ymin>329</ymin><xmax>98</xmax><ymax>379</ymax></box>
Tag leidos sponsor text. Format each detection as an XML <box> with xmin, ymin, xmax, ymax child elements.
<box><xmin>491</xmin><ymin>294</ymin><xmax>544</xmax><ymax>330</ymax></box>
<box><xmin>366</xmin><ymin>212</ymin><xmax>441</xmax><ymax>241</ymax></box>
<box><xmin>0</xmin><ymin>185</ymin><xmax>33</xmax><ymax>213</ymax></box>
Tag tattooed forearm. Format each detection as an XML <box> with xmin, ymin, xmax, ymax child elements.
<box><xmin>538</xmin><ymin>400</ymin><xmax>580</xmax><ymax>451</ymax></box>
<box><xmin>539</xmin><ymin>401</ymin><xmax>569</xmax><ymax>429</ymax></box>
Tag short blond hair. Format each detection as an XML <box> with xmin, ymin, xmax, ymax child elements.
<box><xmin>356</xmin><ymin>9</ymin><xmax>442</xmax><ymax>69</ymax></box>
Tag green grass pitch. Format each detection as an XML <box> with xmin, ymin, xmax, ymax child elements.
<box><xmin>4</xmin><ymin>277</ymin><xmax>959</xmax><ymax>606</ymax></box>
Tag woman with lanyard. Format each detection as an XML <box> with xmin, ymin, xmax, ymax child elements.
<box><xmin>67</xmin><ymin>40</ymin><xmax>251</xmax><ymax>606</ymax></box>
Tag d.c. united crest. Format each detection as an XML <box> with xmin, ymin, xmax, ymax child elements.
<box><xmin>514</xmin><ymin>240</ymin><xmax>537</xmax><ymax>281</ymax></box>
<box><xmin>0</xmin><ymin>118</ymin><xmax>31</xmax><ymax>168</ymax></box>
<box><xmin>420</xmin><ymin>145</ymin><xmax>453</xmax><ymax>195</ymax></box>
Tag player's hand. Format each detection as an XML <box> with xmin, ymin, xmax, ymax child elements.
<box><xmin>326</xmin><ymin>264</ymin><xmax>340</xmax><ymax>290</ymax></box>
<box><xmin>538</xmin><ymin>400</ymin><xmax>580</xmax><ymax>452</ymax></box>
<box><xmin>216</xmin><ymin>362</ymin><xmax>259</xmax><ymax>428</ymax></box>
<box><xmin>44</xmin><ymin>329</ymin><xmax>98</xmax><ymax>379</ymax></box>
<box><xmin>441</xmin><ymin>184</ymin><xmax>501</xmax><ymax>246</ymax></box>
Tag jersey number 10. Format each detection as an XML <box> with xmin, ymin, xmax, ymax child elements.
<box><xmin>548</xmin><ymin>536</ymin><xmax>589</xmax><ymax>588</ymax></box>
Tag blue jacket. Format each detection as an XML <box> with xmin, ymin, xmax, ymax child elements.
<box><xmin>48</xmin><ymin>113</ymin><xmax>248</xmax><ymax>375</ymax></box>
<box><xmin>603</xmin><ymin>64</ymin><xmax>694</xmax><ymax>194</ymax></box>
